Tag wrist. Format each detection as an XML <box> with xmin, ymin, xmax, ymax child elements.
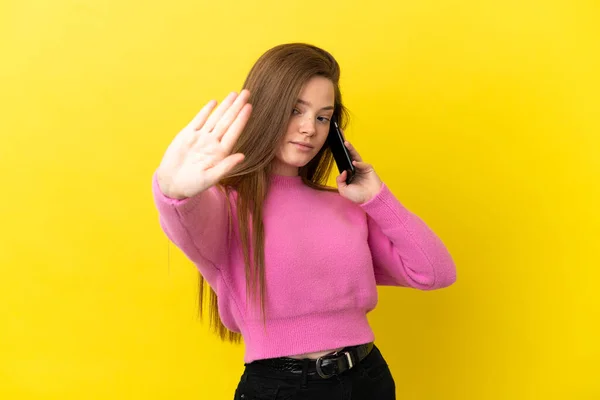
<box><xmin>157</xmin><ymin>171</ymin><xmax>187</xmax><ymax>200</ymax></box>
<box><xmin>361</xmin><ymin>181</ymin><xmax>383</xmax><ymax>204</ymax></box>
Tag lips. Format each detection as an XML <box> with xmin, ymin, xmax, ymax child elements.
<box><xmin>290</xmin><ymin>141</ymin><xmax>314</xmax><ymax>149</ymax></box>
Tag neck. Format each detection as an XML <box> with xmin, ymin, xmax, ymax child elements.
<box><xmin>271</xmin><ymin>159</ymin><xmax>299</xmax><ymax>177</ymax></box>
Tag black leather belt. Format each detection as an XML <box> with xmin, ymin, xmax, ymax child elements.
<box><xmin>249</xmin><ymin>342</ymin><xmax>374</xmax><ymax>379</ymax></box>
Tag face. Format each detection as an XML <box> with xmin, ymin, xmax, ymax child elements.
<box><xmin>272</xmin><ymin>76</ymin><xmax>335</xmax><ymax>176</ymax></box>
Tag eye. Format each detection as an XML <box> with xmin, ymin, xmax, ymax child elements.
<box><xmin>292</xmin><ymin>108</ymin><xmax>301</xmax><ymax>115</ymax></box>
<box><xmin>317</xmin><ymin>116</ymin><xmax>331</xmax><ymax>123</ymax></box>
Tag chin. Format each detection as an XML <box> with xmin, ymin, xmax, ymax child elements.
<box><xmin>281</xmin><ymin>154</ymin><xmax>311</xmax><ymax>168</ymax></box>
<box><xmin>290</xmin><ymin>158</ymin><xmax>313</xmax><ymax>168</ymax></box>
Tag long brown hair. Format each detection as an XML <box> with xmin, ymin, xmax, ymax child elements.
<box><xmin>197</xmin><ymin>43</ymin><xmax>349</xmax><ymax>343</ymax></box>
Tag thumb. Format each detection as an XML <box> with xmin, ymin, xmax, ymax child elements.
<box><xmin>336</xmin><ymin>170</ymin><xmax>348</xmax><ymax>189</ymax></box>
<box><xmin>206</xmin><ymin>153</ymin><xmax>245</xmax><ymax>182</ymax></box>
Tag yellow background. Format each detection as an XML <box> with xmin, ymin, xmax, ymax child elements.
<box><xmin>1</xmin><ymin>0</ymin><xmax>598</xmax><ymax>398</ymax></box>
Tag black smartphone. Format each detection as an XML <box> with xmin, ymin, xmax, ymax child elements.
<box><xmin>327</xmin><ymin>119</ymin><xmax>355</xmax><ymax>184</ymax></box>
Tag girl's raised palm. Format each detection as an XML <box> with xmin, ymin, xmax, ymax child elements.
<box><xmin>157</xmin><ymin>90</ymin><xmax>252</xmax><ymax>199</ymax></box>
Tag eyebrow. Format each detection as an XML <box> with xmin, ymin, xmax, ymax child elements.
<box><xmin>297</xmin><ymin>99</ymin><xmax>334</xmax><ymax>111</ymax></box>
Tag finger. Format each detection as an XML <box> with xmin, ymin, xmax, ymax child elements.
<box><xmin>220</xmin><ymin>103</ymin><xmax>252</xmax><ymax>152</ymax></box>
<box><xmin>175</xmin><ymin>100</ymin><xmax>216</xmax><ymax>148</ymax></box>
<box><xmin>204</xmin><ymin>153</ymin><xmax>245</xmax><ymax>183</ymax></box>
<box><xmin>203</xmin><ymin>91</ymin><xmax>239</xmax><ymax>132</ymax></box>
<box><xmin>352</xmin><ymin>160</ymin><xmax>374</xmax><ymax>173</ymax></box>
<box><xmin>211</xmin><ymin>89</ymin><xmax>251</xmax><ymax>140</ymax></box>
<box><xmin>187</xmin><ymin>99</ymin><xmax>218</xmax><ymax>131</ymax></box>
<box><xmin>344</xmin><ymin>141</ymin><xmax>363</xmax><ymax>162</ymax></box>
<box><xmin>336</xmin><ymin>170</ymin><xmax>348</xmax><ymax>188</ymax></box>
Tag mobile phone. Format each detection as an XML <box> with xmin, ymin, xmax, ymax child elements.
<box><xmin>327</xmin><ymin>119</ymin><xmax>355</xmax><ymax>184</ymax></box>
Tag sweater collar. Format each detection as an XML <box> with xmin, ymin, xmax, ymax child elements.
<box><xmin>269</xmin><ymin>174</ymin><xmax>304</xmax><ymax>189</ymax></box>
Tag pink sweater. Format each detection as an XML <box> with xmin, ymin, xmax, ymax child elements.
<box><xmin>152</xmin><ymin>173</ymin><xmax>456</xmax><ymax>363</ymax></box>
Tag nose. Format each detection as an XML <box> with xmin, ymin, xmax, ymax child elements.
<box><xmin>299</xmin><ymin>115</ymin><xmax>316</xmax><ymax>136</ymax></box>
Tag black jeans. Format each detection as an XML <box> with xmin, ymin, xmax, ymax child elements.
<box><xmin>234</xmin><ymin>343</ymin><xmax>396</xmax><ymax>399</ymax></box>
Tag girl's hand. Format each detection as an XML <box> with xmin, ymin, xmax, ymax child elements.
<box><xmin>336</xmin><ymin>140</ymin><xmax>383</xmax><ymax>204</ymax></box>
<box><xmin>156</xmin><ymin>90</ymin><xmax>252</xmax><ymax>199</ymax></box>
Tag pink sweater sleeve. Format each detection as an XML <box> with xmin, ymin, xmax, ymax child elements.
<box><xmin>360</xmin><ymin>183</ymin><xmax>457</xmax><ymax>290</ymax></box>
<box><xmin>151</xmin><ymin>172</ymin><xmax>230</xmax><ymax>289</ymax></box>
